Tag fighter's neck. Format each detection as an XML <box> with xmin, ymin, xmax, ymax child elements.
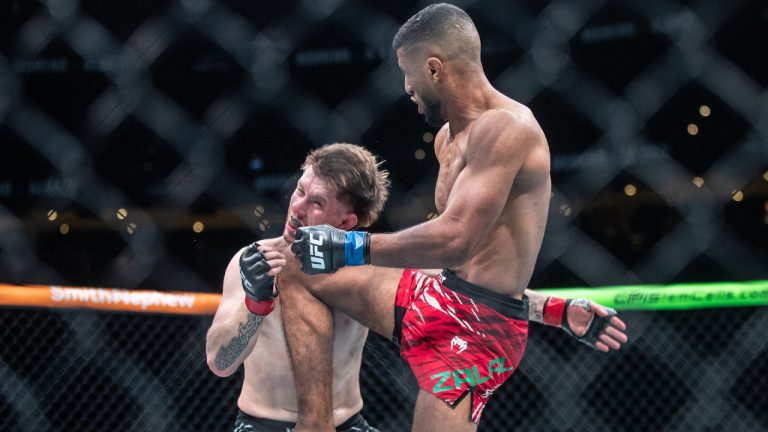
<box><xmin>443</xmin><ymin>76</ymin><xmax>500</xmax><ymax>135</ymax></box>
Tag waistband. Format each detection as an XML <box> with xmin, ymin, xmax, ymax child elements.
<box><xmin>235</xmin><ymin>410</ymin><xmax>364</xmax><ymax>431</ymax></box>
<box><xmin>439</xmin><ymin>269</ymin><xmax>528</xmax><ymax>321</ymax></box>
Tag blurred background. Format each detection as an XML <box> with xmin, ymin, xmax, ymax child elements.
<box><xmin>1</xmin><ymin>0</ymin><xmax>767</xmax><ymax>430</ymax></box>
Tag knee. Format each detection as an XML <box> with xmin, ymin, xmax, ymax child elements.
<box><xmin>276</xmin><ymin>267</ymin><xmax>327</xmax><ymax>300</ymax></box>
<box><xmin>276</xmin><ymin>276</ymin><xmax>323</xmax><ymax>303</ymax></box>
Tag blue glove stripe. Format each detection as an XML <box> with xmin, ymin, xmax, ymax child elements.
<box><xmin>345</xmin><ymin>231</ymin><xmax>367</xmax><ymax>266</ymax></box>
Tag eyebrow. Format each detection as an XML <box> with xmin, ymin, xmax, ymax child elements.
<box><xmin>308</xmin><ymin>192</ymin><xmax>327</xmax><ymax>206</ymax></box>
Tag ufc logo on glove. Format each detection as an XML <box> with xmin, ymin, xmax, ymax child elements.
<box><xmin>309</xmin><ymin>232</ymin><xmax>326</xmax><ymax>270</ymax></box>
<box><xmin>292</xmin><ymin>224</ymin><xmax>370</xmax><ymax>275</ymax></box>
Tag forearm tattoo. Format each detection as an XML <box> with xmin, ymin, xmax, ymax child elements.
<box><xmin>528</xmin><ymin>294</ymin><xmax>547</xmax><ymax>324</ymax></box>
<box><xmin>215</xmin><ymin>313</ymin><xmax>264</xmax><ymax>371</ymax></box>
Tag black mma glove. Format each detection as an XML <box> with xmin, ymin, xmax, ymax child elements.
<box><xmin>239</xmin><ymin>243</ymin><xmax>276</xmax><ymax>315</ymax></box>
<box><xmin>561</xmin><ymin>298</ymin><xmax>618</xmax><ymax>350</ymax></box>
<box><xmin>290</xmin><ymin>224</ymin><xmax>370</xmax><ymax>275</ymax></box>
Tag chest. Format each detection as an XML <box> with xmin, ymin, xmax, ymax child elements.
<box><xmin>254</xmin><ymin>306</ymin><xmax>365</xmax><ymax>364</ymax></box>
<box><xmin>434</xmin><ymin>137</ymin><xmax>467</xmax><ymax>213</ymax></box>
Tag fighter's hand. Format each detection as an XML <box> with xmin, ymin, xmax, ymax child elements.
<box><xmin>290</xmin><ymin>224</ymin><xmax>370</xmax><ymax>275</ymax></box>
<box><xmin>240</xmin><ymin>243</ymin><xmax>285</xmax><ymax>315</ymax></box>
<box><xmin>562</xmin><ymin>299</ymin><xmax>628</xmax><ymax>352</ymax></box>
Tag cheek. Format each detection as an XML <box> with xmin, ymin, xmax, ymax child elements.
<box><xmin>307</xmin><ymin>207</ymin><xmax>328</xmax><ymax>224</ymax></box>
<box><xmin>289</xmin><ymin>194</ymin><xmax>307</xmax><ymax>212</ymax></box>
<box><xmin>315</xmin><ymin>208</ymin><xmax>343</xmax><ymax>226</ymax></box>
<box><xmin>408</xmin><ymin>76</ymin><xmax>418</xmax><ymax>90</ymax></box>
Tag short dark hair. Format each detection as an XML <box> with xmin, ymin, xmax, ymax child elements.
<box><xmin>392</xmin><ymin>3</ymin><xmax>480</xmax><ymax>61</ymax></box>
<box><xmin>302</xmin><ymin>143</ymin><xmax>390</xmax><ymax>228</ymax></box>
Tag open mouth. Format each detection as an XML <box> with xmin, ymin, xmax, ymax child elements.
<box><xmin>289</xmin><ymin>216</ymin><xmax>302</xmax><ymax>230</ymax></box>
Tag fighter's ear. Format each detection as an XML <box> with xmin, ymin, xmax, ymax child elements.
<box><xmin>338</xmin><ymin>212</ymin><xmax>358</xmax><ymax>231</ymax></box>
<box><xmin>427</xmin><ymin>57</ymin><xmax>443</xmax><ymax>81</ymax></box>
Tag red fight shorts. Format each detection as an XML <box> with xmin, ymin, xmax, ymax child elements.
<box><xmin>393</xmin><ymin>269</ymin><xmax>529</xmax><ymax>423</ymax></box>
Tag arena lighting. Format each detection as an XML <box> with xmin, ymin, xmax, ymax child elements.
<box><xmin>624</xmin><ymin>184</ymin><xmax>637</xmax><ymax>196</ymax></box>
<box><xmin>693</xmin><ymin>177</ymin><xmax>705</xmax><ymax>188</ymax></box>
<box><xmin>192</xmin><ymin>221</ymin><xmax>205</xmax><ymax>233</ymax></box>
<box><xmin>687</xmin><ymin>123</ymin><xmax>699</xmax><ymax>135</ymax></box>
<box><xmin>248</xmin><ymin>158</ymin><xmax>265</xmax><ymax>172</ymax></box>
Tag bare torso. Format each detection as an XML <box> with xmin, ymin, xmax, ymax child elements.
<box><xmin>434</xmin><ymin>97</ymin><xmax>551</xmax><ymax>298</ymax></box>
<box><xmin>237</xmin><ymin>237</ymin><xmax>369</xmax><ymax>423</ymax></box>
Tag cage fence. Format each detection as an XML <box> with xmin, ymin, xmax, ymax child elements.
<box><xmin>1</xmin><ymin>0</ymin><xmax>767</xmax><ymax>431</ymax></box>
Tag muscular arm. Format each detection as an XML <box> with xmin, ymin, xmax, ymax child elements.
<box><xmin>524</xmin><ymin>288</ymin><xmax>628</xmax><ymax>352</ymax></box>
<box><xmin>369</xmin><ymin>111</ymin><xmax>542</xmax><ymax>268</ymax></box>
<box><xmin>205</xmin><ymin>249</ymin><xmax>264</xmax><ymax>377</ymax></box>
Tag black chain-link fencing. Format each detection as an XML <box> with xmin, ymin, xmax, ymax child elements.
<box><xmin>2</xmin><ymin>0</ymin><xmax>767</xmax><ymax>430</ymax></box>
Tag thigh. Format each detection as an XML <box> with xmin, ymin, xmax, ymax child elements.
<box><xmin>311</xmin><ymin>265</ymin><xmax>402</xmax><ymax>339</ymax></box>
<box><xmin>412</xmin><ymin>390</ymin><xmax>477</xmax><ymax>432</ymax></box>
<box><xmin>282</xmin><ymin>257</ymin><xmax>402</xmax><ymax>339</ymax></box>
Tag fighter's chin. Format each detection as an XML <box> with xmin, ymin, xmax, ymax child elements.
<box><xmin>283</xmin><ymin>224</ymin><xmax>297</xmax><ymax>242</ymax></box>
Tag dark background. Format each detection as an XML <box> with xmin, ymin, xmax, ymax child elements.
<box><xmin>1</xmin><ymin>0</ymin><xmax>767</xmax><ymax>431</ymax></box>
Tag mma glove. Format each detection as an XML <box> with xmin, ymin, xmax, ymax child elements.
<box><xmin>239</xmin><ymin>243</ymin><xmax>277</xmax><ymax>315</ymax></box>
<box><xmin>543</xmin><ymin>296</ymin><xmax>618</xmax><ymax>350</ymax></box>
<box><xmin>291</xmin><ymin>225</ymin><xmax>370</xmax><ymax>275</ymax></box>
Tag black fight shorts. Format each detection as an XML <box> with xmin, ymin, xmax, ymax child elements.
<box><xmin>233</xmin><ymin>410</ymin><xmax>379</xmax><ymax>432</ymax></box>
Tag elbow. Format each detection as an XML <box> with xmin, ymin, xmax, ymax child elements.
<box><xmin>207</xmin><ymin>352</ymin><xmax>236</xmax><ymax>378</ymax></box>
<box><xmin>205</xmin><ymin>335</ymin><xmax>236</xmax><ymax>377</ymax></box>
<box><xmin>431</xmin><ymin>214</ymin><xmax>480</xmax><ymax>267</ymax></box>
<box><xmin>441</xmin><ymin>235</ymin><xmax>474</xmax><ymax>267</ymax></box>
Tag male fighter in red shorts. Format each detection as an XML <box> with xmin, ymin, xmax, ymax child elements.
<box><xmin>283</xmin><ymin>4</ymin><xmax>628</xmax><ymax>431</ymax></box>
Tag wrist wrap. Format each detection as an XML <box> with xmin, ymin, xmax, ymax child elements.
<box><xmin>344</xmin><ymin>231</ymin><xmax>370</xmax><ymax>266</ymax></box>
<box><xmin>543</xmin><ymin>296</ymin><xmax>566</xmax><ymax>327</ymax></box>
<box><xmin>244</xmin><ymin>296</ymin><xmax>275</xmax><ymax>316</ymax></box>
